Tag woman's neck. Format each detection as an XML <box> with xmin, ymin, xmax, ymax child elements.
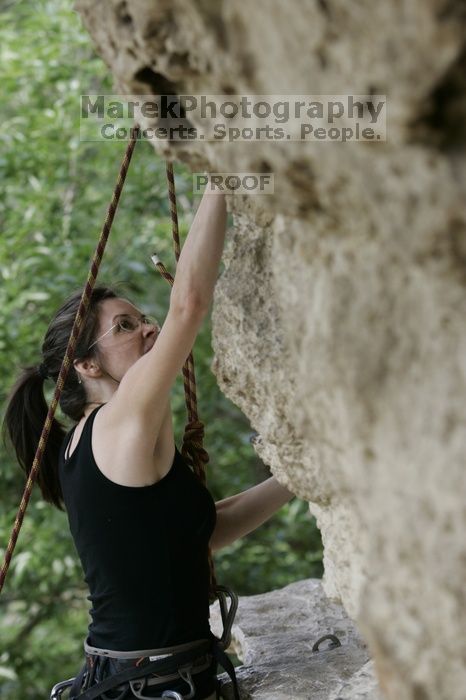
<box><xmin>83</xmin><ymin>401</ymin><xmax>105</xmax><ymax>418</ymax></box>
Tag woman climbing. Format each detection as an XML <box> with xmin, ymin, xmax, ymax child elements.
<box><xmin>3</xmin><ymin>184</ymin><xmax>294</xmax><ymax>699</ymax></box>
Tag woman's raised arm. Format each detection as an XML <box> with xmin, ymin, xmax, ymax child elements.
<box><xmin>171</xmin><ymin>185</ymin><xmax>227</xmax><ymax>310</ymax></box>
<box><xmin>99</xmin><ymin>187</ymin><xmax>228</xmax><ymax>442</ymax></box>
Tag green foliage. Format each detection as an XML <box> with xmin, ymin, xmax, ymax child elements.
<box><xmin>0</xmin><ymin>0</ymin><xmax>323</xmax><ymax>697</ymax></box>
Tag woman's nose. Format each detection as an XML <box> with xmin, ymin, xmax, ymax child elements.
<box><xmin>143</xmin><ymin>322</ymin><xmax>158</xmax><ymax>337</ymax></box>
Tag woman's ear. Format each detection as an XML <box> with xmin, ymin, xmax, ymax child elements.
<box><xmin>73</xmin><ymin>358</ymin><xmax>102</xmax><ymax>381</ymax></box>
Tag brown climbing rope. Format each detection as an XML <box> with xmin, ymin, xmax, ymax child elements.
<box><xmin>152</xmin><ymin>162</ymin><xmax>217</xmax><ymax>597</ymax></box>
<box><xmin>0</xmin><ymin>125</ymin><xmax>216</xmax><ymax>598</ymax></box>
<box><xmin>151</xmin><ymin>163</ymin><xmax>210</xmax><ymax>485</ymax></box>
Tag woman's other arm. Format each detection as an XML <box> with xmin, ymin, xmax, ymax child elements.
<box><xmin>209</xmin><ymin>477</ymin><xmax>295</xmax><ymax>553</ymax></box>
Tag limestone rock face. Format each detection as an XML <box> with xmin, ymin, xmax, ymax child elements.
<box><xmin>76</xmin><ymin>2</ymin><xmax>466</xmax><ymax>699</ymax></box>
<box><xmin>210</xmin><ymin>578</ymin><xmax>383</xmax><ymax>700</ymax></box>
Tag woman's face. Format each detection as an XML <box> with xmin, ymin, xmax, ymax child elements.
<box><xmin>92</xmin><ymin>297</ymin><xmax>160</xmax><ymax>381</ymax></box>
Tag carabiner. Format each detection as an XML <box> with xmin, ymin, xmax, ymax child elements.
<box><xmin>215</xmin><ymin>584</ymin><xmax>238</xmax><ymax>650</ymax></box>
<box><xmin>129</xmin><ymin>677</ymin><xmax>153</xmax><ymax>699</ymax></box>
<box><xmin>50</xmin><ymin>677</ymin><xmax>76</xmax><ymax>699</ymax></box>
<box><xmin>178</xmin><ymin>665</ymin><xmax>195</xmax><ymax>699</ymax></box>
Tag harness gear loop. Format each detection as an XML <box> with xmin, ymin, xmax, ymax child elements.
<box><xmin>176</xmin><ymin>666</ymin><xmax>196</xmax><ymax>698</ymax></box>
<box><xmin>128</xmin><ymin>676</ymin><xmax>151</xmax><ymax>699</ymax></box>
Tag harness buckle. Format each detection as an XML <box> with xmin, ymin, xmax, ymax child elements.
<box><xmin>161</xmin><ymin>692</ymin><xmax>184</xmax><ymax>699</ymax></box>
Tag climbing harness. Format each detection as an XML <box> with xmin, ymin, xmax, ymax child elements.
<box><xmin>49</xmin><ymin>587</ymin><xmax>239</xmax><ymax>699</ymax></box>
<box><xmin>0</xmin><ymin>125</ymin><xmax>238</xmax><ymax>697</ymax></box>
<box><xmin>50</xmin><ymin>631</ymin><xmax>237</xmax><ymax>699</ymax></box>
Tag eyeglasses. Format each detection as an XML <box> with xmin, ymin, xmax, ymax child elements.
<box><xmin>88</xmin><ymin>313</ymin><xmax>160</xmax><ymax>351</ymax></box>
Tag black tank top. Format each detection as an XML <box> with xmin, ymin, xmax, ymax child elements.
<box><xmin>58</xmin><ymin>405</ymin><xmax>217</xmax><ymax>652</ymax></box>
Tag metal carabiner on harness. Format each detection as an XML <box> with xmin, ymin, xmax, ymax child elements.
<box><xmin>215</xmin><ymin>584</ymin><xmax>238</xmax><ymax>650</ymax></box>
<box><xmin>130</xmin><ymin>661</ymin><xmax>196</xmax><ymax>699</ymax></box>
<box><xmin>128</xmin><ymin>656</ymin><xmax>197</xmax><ymax>699</ymax></box>
<box><xmin>50</xmin><ymin>677</ymin><xmax>76</xmax><ymax>699</ymax></box>
<box><xmin>177</xmin><ymin>665</ymin><xmax>196</xmax><ymax>698</ymax></box>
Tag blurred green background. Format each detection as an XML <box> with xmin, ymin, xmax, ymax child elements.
<box><xmin>0</xmin><ymin>1</ymin><xmax>323</xmax><ymax>696</ymax></box>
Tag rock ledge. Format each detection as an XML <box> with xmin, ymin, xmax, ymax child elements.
<box><xmin>210</xmin><ymin>579</ymin><xmax>382</xmax><ymax>700</ymax></box>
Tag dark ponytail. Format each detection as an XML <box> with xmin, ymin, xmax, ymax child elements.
<box><xmin>2</xmin><ymin>286</ymin><xmax>117</xmax><ymax>510</ymax></box>
<box><xmin>3</xmin><ymin>366</ymin><xmax>67</xmax><ymax>510</ymax></box>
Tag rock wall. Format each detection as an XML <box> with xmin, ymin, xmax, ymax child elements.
<box><xmin>75</xmin><ymin>2</ymin><xmax>466</xmax><ymax>699</ymax></box>
<box><xmin>210</xmin><ymin>578</ymin><xmax>383</xmax><ymax>700</ymax></box>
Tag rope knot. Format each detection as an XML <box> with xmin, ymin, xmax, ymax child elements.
<box><xmin>181</xmin><ymin>420</ymin><xmax>209</xmax><ymax>480</ymax></box>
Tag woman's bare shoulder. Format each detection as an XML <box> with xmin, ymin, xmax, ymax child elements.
<box><xmin>90</xmin><ymin>400</ymin><xmax>176</xmax><ymax>487</ymax></box>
